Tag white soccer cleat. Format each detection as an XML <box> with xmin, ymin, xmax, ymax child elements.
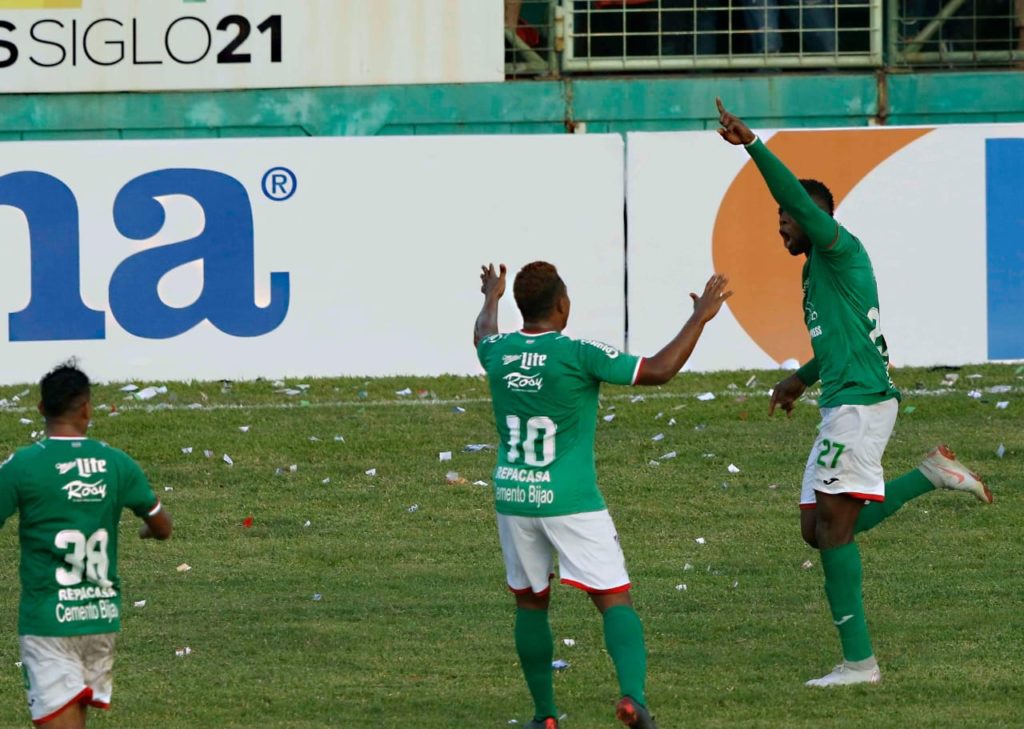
<box><xmin>805</xmin><ymin>663</ymin><xmax>881</xmax><ymax>688</ymax></box>
<box><xmin>918</xmin><ymin>445</ymin><xmax>993</xmax><ymax>504</ymax></box>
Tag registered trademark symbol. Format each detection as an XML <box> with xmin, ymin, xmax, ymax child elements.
<box><xmin>262</xmin><ymin>167</ymin><xmax>297</xmax><ymax>201</ymax></box>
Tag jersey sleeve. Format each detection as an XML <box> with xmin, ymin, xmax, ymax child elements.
<box><xmin>0</xmin><ymin>453</ymin><xmax>18</xmax><ymax>529</ymax></box>
<box><xmin>476</xmin><ymin>334</ymin><xmax>501</xmax><ymax>370</ymax></box>
<box><xmin>746</xmin><ymin>138</ymin><xmax>851</xmax><ymax>254</ymax></box>
<box><xmin>577</xmin><ymin>339</ymin><xmax>643</xmax><ymax>386</ymax></box>
<box><xmin>118</xmin><ymin>453</ymin><xmax>161</xmax><ymax>518</ymax></box>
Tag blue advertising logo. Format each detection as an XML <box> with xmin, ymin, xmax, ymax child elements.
<box><xmin>0</xmin><ymin>167</ymin><xmax>290</xmax><ymax>342</ymax></box>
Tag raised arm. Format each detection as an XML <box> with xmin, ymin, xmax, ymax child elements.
<box><xmin>473</xmin><ymin>263</ymin><xmax>507</xmax><ymax>347</ymax></box>
<box><xmin>635</xmin><ymin>274</ymin><xmax>733</xmax><ymax>385</ymax></box>
<box><xmin>716</xmin><ymin>98</ymin><xmax>838</xmax><ymax>249</ymax></box>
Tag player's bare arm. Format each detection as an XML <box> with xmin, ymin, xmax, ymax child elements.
<box><xmin>139</xmin><ymin>509</ymin><xmax>173</xmax><ymax>540</ymax></box>
<box><xmin>635</xmin><ymin>274</ymin><xmax>733</xmax><ymax>385</ymax></box>
<box><xmin>474</xmin><ymin>263</ymin><xmax>507</xmax><ymax>346</ymax></box>
<box><xmin>716</xmin><ymin>98</ymin><xmax>838</xmax><ymax>249</ymax></box>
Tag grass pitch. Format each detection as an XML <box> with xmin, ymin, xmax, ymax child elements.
<box><xmin>0</xmin><ymin>365</ymin><xmax>1020</xmax><ymax>728</ymax></box>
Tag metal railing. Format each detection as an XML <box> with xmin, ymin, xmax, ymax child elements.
<box><xmin>889</xmin><ymin>0</ymin><xmax>1024</xmax><ymax>66</ymax></box>
<box><xmin>504</xmin><ymin>0</ymin><xmax>1024</xmax><ymax>73</ymax></box>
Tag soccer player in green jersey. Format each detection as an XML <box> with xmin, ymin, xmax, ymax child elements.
<box><xmin>715</xmin><ymin>98</ymin><xmax>993</xmax><ymax>688</ymax></box>
<box><xmin>474</xmin><ymin>261</ymin><xmax>732</xmax><ymax>729</ymax></box>
<box><xmin>0</xmin><ymin>363</ymin><xmax>172</xmax><ymax>728</ymax></box>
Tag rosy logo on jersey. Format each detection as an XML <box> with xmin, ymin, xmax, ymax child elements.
<box><xmin>62</xmin><ymin>479</ymin><xmax>107</xmax><ymax>502</ymax></box>
<box><xmin>712</xmin><ymin>128</ymin><xmax>934</xmax><ymax>365</ymax></box>
<box><xmin>504</xmin><ymin>372</ymin><xmax>544</xmax><ymax>392</ymax></box>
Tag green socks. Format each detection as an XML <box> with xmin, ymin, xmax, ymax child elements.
<box><xmin>821</xmin><ymin>542</ymin><xmax>874</xmax><ymax>662</ymax></box>
<box><xmin>514</xmin><ymin>607</ymin><xmax>557</xmax><ymax>721</ymax></box>
<box><xmin>602</xmin><ymin>605</ymin><xmax>648</xmax><ymax>707</ymax></box>
<box><xmin>855</xmin><ymin>469</ymin><xmax>935</xmax><ymax>534</ymax></box>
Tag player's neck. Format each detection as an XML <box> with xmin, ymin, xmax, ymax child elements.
<box><xmin>45</xmin><ymin>422</ymin><xmax>88</xmax><ymax>439</ymax></box>
<box><xmin>521</xmin><ymin>319</ymin><xmax>562</xmax><ymax>335</ymax></box>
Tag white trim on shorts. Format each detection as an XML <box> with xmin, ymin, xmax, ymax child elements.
<box><xmin>496</xmin><ymin>509</ymin><xmax>631</xmax><ymax>595</ymax></box>
<box><xmin>799</xmin><ymin>398</ymin><xmax>898</xmax><ymax>509</ymax></box>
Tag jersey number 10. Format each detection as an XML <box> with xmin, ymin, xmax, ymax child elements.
<box><xmin>505</xmin><ymin>415</ymin><xmax>557</xmax><ymax>468</ymax></box>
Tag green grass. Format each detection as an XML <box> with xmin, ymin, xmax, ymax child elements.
<box><xmin>0</xmin><ymin>366</ymin><xmax>1021</xmax><ymax>728</ymax></box>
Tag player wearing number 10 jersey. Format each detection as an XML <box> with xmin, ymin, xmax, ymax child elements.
<box><xmin>716</xmin><ymin>98</ymin><xmax>993</xmax><ymax>690</ymax></box>
<box><xmin>0</xmin><ymin>363</ymin><xmax>172</xmax><ymax>728</ymax></box>
<box><xmin>474</xmin><ymin>261</ymin><xmax>732</xmax><ymax>729</ymax></box>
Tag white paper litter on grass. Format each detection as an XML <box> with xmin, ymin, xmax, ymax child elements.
<box><xmin>660</xmin><ymin>451</ymin><xmax>677</xmax><ymax>460</ymax></box>
<box><xmin>133</xmin><ymin>600</ymin><xmax>147</xmax><ymax>608</ymax></box>
<box><xmin>648</xmin><ymin>460</ymin><xmax>661</xmax><ymax>467</ymax></box>
<box><xmin>668</xmin><ymin>418</ymin><xmax>677</xmax><ymax>426</ymax></box>
<box><xmin>996</xmin><ymin>444</ymin><xmax>1006</xmax><ymax>458</ymax></box>
<box><xmin>695</xmin><ymin>537</ymin><xmax>706</xmax><ymax>545</ymax></box>
<box><xmin>452</xmin><ymin>406</ymin><xmax>466</xmax><ymax>414</ymax></box>
<box><xmin>280</xmin><ymin>389</ymin><xmax>301</xmax><ymax>396</ymax></box>
<box><xmin>223</xmin><ymin>454</ymin><xmax>234</xmax><ymax>466</ymax></box>
<box><xmin>651</xmin><ymin>433</ymin><xmax>665</xmax><ymax>442</ymax></box>
<box><xmin>135</xmin><ymin>386</ymin><xmax>166</xmax><ymax>401</ymax></box>
<box><xmin>18</xmin><ymin>418</ymin><xmax>31</xmax><ymax>425</ymax></box>
<box><xmin>304</xmin><ymin>520</ymin><xmax>312</xmax><ymax>527</ymax></box>
<box><xmin>745</xmin><ymin>375</ymin><xmax>758</xmax><ymax>387</ymax></box>
<box><xmin>321</xmin><ymin>477</ymin><xmax>331</xmax><ymax>484</ymax></box>
<box><xmin>696</xmin><ymin>392</ymin><xmax>716</xmax><ymax>401</ymax></box>
<box><xmin>120</xmin><ymin>384</ymin><xmax>139</xmax><ymax>392</ymax></box>
<box><xmin>181</xmin><ymin>447</ymin><xmax>193</xmax><ymax>455</ymax></box>
<box><xmin>176</xmin><ymin>563</ymin><xmax>191</xmax><ymax>573</ymax></box>
<box><xmin>603</xmin><ymin>414</ymin><xmax>616</xmax><ymax>422</ymax></box>
<box><xmin>175</xmin><ymin>647</ymin><xmax>192</xmax><ymax>657</ymax></box>
<box><xmin>676</xmin><ymin>584</ymin><xmax>688</xmax><ymax>591</ymax></box>
<box><xmin>334</xmin><ymin>435</ymin><xmax>345</xmax><ymax>442</ymax></box>
<box><xmin>439</xmin><ymin>451</ymin><xmax>452</xmax><ymax>462</ymax></box>
<box><xmin>768</xmin><ymin>483</ymin><xmax>779</xmax><ymax>490</ymax></box>
<box><xmin>655</xmin><ymin>412</ymin><xmax>664</xmax><ymax>420</ymax></box>
<box><xmin>988</xmin><ymin>385</ymin><xmax>1012</xmax><ymax>394</ymax></box>
<box><xmin>562</xmin><ymin>639</ymin><xmax>575</xmax><ymax>647</ymax></box>
<box><xmin>164</xmin><ymin>487</ymin><xmax>173</xmax><ymax>492</ymax></box>
<box><xmin>996</xmin><ymin>401</ymin><xmax>1009</xmax><ymax>409</ymax></box>
<box><xmin>727</xmin><ymin>464</ymin><xmax>741</xmax><ymax>473</ymax></box>
<box><xmin>395</xmin><ymin>388</ymin><xmax>413</xmax><ymax>396</ymax></box>
<box><xmin>309</xmin><ymin>436</ymin><xmax>320</xmax><ymax>442</ymax></box>
<box><xmin>630</xmin><ymin>395</ymin><xmax>645</xmax><ymax>403</ymax></box>
<box><xmin>473</xmin><ymin>480</ymin><xmax>489</xmax><ymax>487</ymax></box>
<box><xmin>968</xmin><ymin>390</ymin><xmax>983</xmax><ymax>399</ymax></box>
<box><xmin>463</xmin><ymin>444</ymin><xmax>492</xmax><ymax>452</ymax></box>
<box><xmin>365</xmin><ymin>468</ymin><xmax>376</xmax><ymax>476</ymax></box>
<box><xmin>406</xmin><ymin>504</ymin><xmax>419</xmax><ymax>513</ymax></box>
<box><xmin>802</xmin><ymin>560</ymin><xmax>814</xmax><ymax>570</ymax></box>
<box><xmin>551</xmin><ymin>660</ymin><xmax>569</xmax><ymax>670</ymax></box>
<box><xmin>683</xmin><ymin>563</ymin><xmax>693</xmax><ymax>571</ymax></box>
<box><xmin>203</xmin><ymin>450</ymin><xmax>214</xmax><ymax>459</ymax></box>
<box><xmin>187</xmin><ymin>403</ymin><xmax>203</xmax><ymax>410</ymax></box>
<box><xmin>238</xmin><ymin>426</ymin><xmax>250</xmax><ymax>433</ymax></box>
<box><xmin>288</xmin><ymin>464</ymin><xmax>297</xmax><ymax>473</ymax></box>
<box><xmin>312</xmin><ymin>593</ymin><xmax>322</xmax><ymax>601</ymax></box>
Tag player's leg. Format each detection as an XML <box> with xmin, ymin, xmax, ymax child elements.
<box><xmin>855</xmin><ymin>444</ymin><xmax>991</xmax><ymax>533</ymax></box>
<box><xmin>19</xmin><ymin>636</ymin><xmax>93</xmax><ymax>729</ymax></box>
<box><xmin>497</xmin><ymin>514</ymin><xmax>559</xmax><ymax>725</ymax></box>
<box><xmin>544</xmin><ymin>511</ymin><xmax>656</xmax><ymax>729</ymax></box>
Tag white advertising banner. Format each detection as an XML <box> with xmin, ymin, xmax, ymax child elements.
<box><xmin>0</xmin><ymin>134</ymin><xmax>625</xmax><ymax>383</ymax></box>
<box><xmin>0</xmin><ymin>0</ymin><xmax>504</xmax><ymax>93</ymax></box>
<box><xmin>626</xmin><ymin>124</ymin><xmax>1024</xmax><ymax>370</ymax></box>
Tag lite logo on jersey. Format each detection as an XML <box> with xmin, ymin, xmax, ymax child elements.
<box><xmin>502</xmin><ymin>354</ymin><xmax>522</xmax><ymax>366</ymax></box>
<box><xmin>504</xmin><ymin>372</ymin><xmax>544</xmax><ymax>392</ymax></box>
<box><xmin>0</xmin><ymin>168</ymin><xmax>290</xmax><ymax>341</ymax></box>
<box><xmin>62</xmin><ymin>479</ymin><xmax>107</xmax><ymax>502</ymax></box>
<box><xmin>55</xmin><ymin>457</ymin><xmax>107</xmax><ymax>477</ymax></box>
<box><xmin>520</xmin><ymin>353</ymin><xmax>547</xmax><ymax>369</ymax></box>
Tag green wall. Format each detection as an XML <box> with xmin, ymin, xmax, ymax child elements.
<box><xmin>0</xmin><ymin>71</ymin><xmax>1022</xmax><ymax>140</ymax></box>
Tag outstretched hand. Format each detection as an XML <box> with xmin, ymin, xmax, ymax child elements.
<box><xmin>480</xmin><ymin>263</ymin><xmax>507</xmax><ymax>299</ymax></box>
<box><xmin>716</xmin><ymin>97</ymin><xmax>756</xmax><ymax>146</ymax></box>
<box><xmin>769</xmin><ymin>373</ymin><xmax>807</xmax><ymax>417</ymax></box>
<box><xmin>689</xmin><ymin>273</ymin><xmax>734</xmax><ymax>324</ymax></box>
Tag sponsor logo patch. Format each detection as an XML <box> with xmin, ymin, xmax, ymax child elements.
<box><xmin>503</xmin><ymin>372</ymin><xmax>544</xmax><ymax>393</ymax></box>
<box><xmin>62</xmin><ymin>479</ymin><xmax>107</xmax><ymax>502</ymax></box>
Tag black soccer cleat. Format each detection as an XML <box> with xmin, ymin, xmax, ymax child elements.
<box><xmin>616</xmin><ymin>696</ymin><xmax>658</xmax><ymax>729</ymax></box>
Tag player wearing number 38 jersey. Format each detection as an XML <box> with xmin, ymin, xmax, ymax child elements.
<box><xmin>0</xmin><ymin>363</ymin><xmax>172</xmax><ymax>728</ymax></box>
<box><xmin>475</xmin><ymin>261</ymin><xmax>732</xmax><ymax>729</ymax></box>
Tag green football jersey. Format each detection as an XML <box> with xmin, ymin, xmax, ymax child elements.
<box><xmin>477</xmin><ymin>330</ymin><xmax>642</xmax><ymax>517</ymax></box>
<box><xmin>747</xmin><ymin>138</ymin><xmax>900</xmax><ymax>407</ymax></box>
<box><xmin>0</xmin><ymin>437</ymin><xmax>160</xmax><ymax>637</ymax></box>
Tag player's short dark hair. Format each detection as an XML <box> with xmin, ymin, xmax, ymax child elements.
<box><xmin>40</xmin><ymin>361</ymin><xmax>91</xmax><ymax>418</ymax></box>
<box><xmin>800</xmin><ymin>178</ymin><xmax>835</xmax><ymax>216</ymax></box>
<box><xmin>514</xmin><ymin>261</ymin><xmax>566</xmax><ymax>320</ymax></box>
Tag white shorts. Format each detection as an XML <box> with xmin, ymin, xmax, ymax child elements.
<box><xmin>19</xmin><ymin>633</ymin><xmax>116</xmax><ymax>725</ymax></box>
<box><xmin>800</xmin><ymin>399</ymin><xmax>898</xmax><ymax>509</ymax></box>
<box><xmin>496</xmin><ymin>509</ymin><xmax>631</xmax><ymax>595</ymax></box>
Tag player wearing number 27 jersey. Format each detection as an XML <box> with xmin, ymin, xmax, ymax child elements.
<box><xmin>0</xmin><ymin>363</ymin><xmax>172</xmax><ymax>728</ymax></box>
<box><xmin>474</xmin><ymin>261</ymin><xmax>732</xmax><ymax>729</ymax></box>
